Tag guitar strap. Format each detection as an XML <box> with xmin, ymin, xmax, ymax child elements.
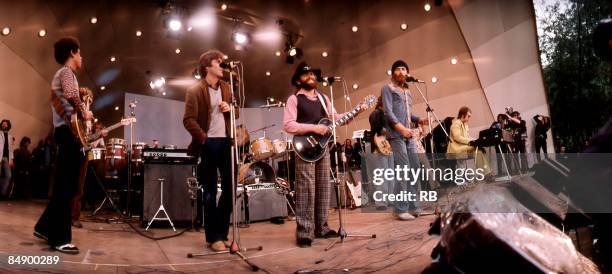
<box><xmin>315</xmin><ymin>90</ymin><xmax>331</xmax><ymax>118</ymax></box>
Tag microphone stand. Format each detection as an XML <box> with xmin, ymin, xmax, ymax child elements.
<box><xmin>326</xmin><ymin>80</ymin><xmax>376</xmax><ymax>252</ymax></box>
<box><xmin>187</xmin><ymin>63</ymin><xmax>262</xmax><ymax>272</ymax></box>
<box><xmin>126</xmin><ymin>101</ymin><xmax>137</xmax><ymax>217</ymax></box>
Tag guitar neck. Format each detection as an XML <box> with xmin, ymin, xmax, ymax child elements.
<box><xmin>331</xmin><ymin>107</ymin><xmax>362</xmax><ymax>128</ymax></box>
<box><xmin>87</xmin><ymin>121</ymin><xmax>125</xmax><ymax>141</ymax></box>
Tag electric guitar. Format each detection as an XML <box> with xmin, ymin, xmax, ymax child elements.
<box><xmin>293</xmin><ymin>95</ymin><xmax>377</xmax><ymax>162</ymax></box>
<box><xmin>86</xmin><ymin>117</ymin><xmax>136</xmax><ymax>143</ymax></box>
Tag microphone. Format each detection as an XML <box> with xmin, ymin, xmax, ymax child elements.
<box><xmin>319</xmin><ymin>76</ymin><xmax>343</xmax><ymax>83</ymax></box>
<box><xmin>220</xmin><ymin>61</ymin><xmax>240</xmax><ymax>70</ymax></box>
<box><xmin>404</xmin><ymin>75</ymin><xmax>425</xmax><ymax>83</ymax></box>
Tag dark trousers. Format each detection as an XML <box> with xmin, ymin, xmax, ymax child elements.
<box><xmin>35</xmin><ymin>126</ymin><xmax>84</xmax><ymax>246</ymax></box>
<box><xmin>197</xmin><ymin>138</ymin><xmax>233</xmax><ymax>243</ymax></box>
<box><xmin>71</xmin><ymin>159</ymin><xmax>89</xmax><ymax>221</ymax></box>
<box><xmin>534</xmin><ymin>136</ymin><xmax>548</xmax><ymax>161</ymax></box>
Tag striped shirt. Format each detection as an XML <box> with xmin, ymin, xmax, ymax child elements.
<box><xmin>51</xmin><ymin>66</ymin><xmax>82</xmax><ymax>127</ymax></box>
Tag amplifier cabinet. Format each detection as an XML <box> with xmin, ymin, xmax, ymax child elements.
<box><xmin>142</xmin><ymin>162</ymin><xmax>196</xmax><ymax>225</ymax></box>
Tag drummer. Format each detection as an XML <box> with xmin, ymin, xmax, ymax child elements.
<box><xmin>90</xmin><ymin>121</ymin><xmax>106</xmax><ymax>148</ymax></box>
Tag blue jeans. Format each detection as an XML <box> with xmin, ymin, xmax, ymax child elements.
<box><xmin>366</xmin><ymin>151</ymin><xmax>394</xmax><ymax>207</ymax></box>
<box><xmin>390</xmin><ymin>138</ymin><xmax>421</xmax><ymax>213</ymax></box>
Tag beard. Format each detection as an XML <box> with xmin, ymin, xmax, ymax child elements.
<box><xmin>298</xmin><ymin>79</ymin><xmax>318</xmax><ymax>91</ymax></box>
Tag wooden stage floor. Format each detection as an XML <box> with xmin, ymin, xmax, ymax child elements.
<box><xmin>0</xmin><ymin>200</ymin><xmax>438</xmax><ymax>273</ymax></box>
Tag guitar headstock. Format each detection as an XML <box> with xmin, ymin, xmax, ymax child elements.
<box><xmin>121</xmin><ymin>117</ymin><xmax>137</xmax><ymax>125</ymax></box>
<box><xmin>357</xmin><ymin>95</ymin><xmax>377</xmax><ymax>111</ymax></box>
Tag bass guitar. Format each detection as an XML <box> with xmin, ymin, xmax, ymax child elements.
<box><xmin>293</xmin><ymin>95</ymin><xmax>376</xmax><ymax>162</ymax></box>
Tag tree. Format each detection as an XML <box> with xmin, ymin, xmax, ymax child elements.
<box><xmin>537</xmin><ymin>0</ymin><xmax>612</xmax><ymax>151</ymax></box>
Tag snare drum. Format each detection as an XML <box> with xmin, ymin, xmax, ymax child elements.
<box><xmin>105</xmin><ymin>138</ymin><xmax>126</xmax><ymax>179</ymax></box>
<box><xmin>272</xmin><ymin>139</ymin><xmax>287</xmax><ymax>155</ymax></box>
<box><xmin>250</xmin><ymin>137</ymin><xmax>274</xmax><ymax>160</ymax></box>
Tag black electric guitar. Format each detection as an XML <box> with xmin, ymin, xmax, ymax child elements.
<box><xmin>293</xmin><ymin>95</ymin><xmax>377</xmax><ymax>162</ymax></box>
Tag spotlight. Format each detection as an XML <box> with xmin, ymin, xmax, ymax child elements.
<box><xmin>110</xmin><ymin>56</ymin><xmax>116</xmax><ymax>62</ymax></box>
<box><xmin>169</xmin><ymin>19</ymin><xmax>182</xmax><ymax>31</ymax></box>
<box><xmin>149</xmin><ymin>76</ymin><xmax>166</xmax><ymax>90</ymax></box>
<box><xmin>100</xmin><ymin>86</ymin><xmax>106</xmax><ymax>91</ymax></box>
<box><xmin>136</xmin><ymin>30</ymin><xmax>142</xmax><ymax>37</ymax></box>
<box><xmin>322</xmin><ymin>81</ymin><xmax>329</xmax><ymax>87</ymax></box>
<box><xmin>2</xmin><ymin>27</ymin><xmax>10</xmax><ymax>36</ymax></box>
<box><xmin>322</xmin><ymin>52</ymin><xmax>328</xmax><ymax>57</ymax></box>
<box><xmin>187</xmin><ymin>26</ymin><xmax>193</xmax><ymax>31</ymax></box>
<box><xmin>223</xmin><ymin>55</ymin><xmax>229</xmax><ymax>60</ymax></box>
<box><xmin>352</xmin><ymin>26</ymin><xmax>358</xmax><ymax>32</ymax></box>
<box><xmin>233</xmin><ymin>32</ymin><xmax>248</xmax><ymax>44</ymax></box>
<box><xmin>94</xmin><ymin>118</ymin><xmax>98</xmax><ymax>123</ymax></box>
<box><xmin>114</xmin><ymin>106</ymin><xmax>119</xmax><ymax>111</ymax></box>
<box><xmin>265</xmin><ymin>71</ymin><xmax>271</xmax><ymax>76</ymax></box>
<box><xmin>90</xmin><ymin>17</ymin><xmax>98</xmax><ymax>24</ymax></box>
<box><xmin>221</xmin><ymin>3</ymin><xmax>227</xmax><ymax>10</ymax></box>
<box><xmin>275</xmin><ymin>51</ymin><xmax>281</xmax><ymax>56</ymax></box>
<box><xmin>38</xmin><ymin>29</ymin><xmax>46</xmax><ymax>37</ymax></box>
<box><xmin>431</xmin><ymin>76</ymin><xmax>438</xmax><ymax>83</ymax></box>
<box><xmin>401</xmin><ymin>23</ymin><xmax>408</xmax><ymax>30</ymax></box>
<box><xmin>162</xmin><ymin>91</ymin><xmax>167</xmax><ymax>96</ymax></box>
<box><xmin>288</xmin><ymin>47</ymin><xmax>297</xmax><ymax>57</ymax></box>
<box><xmin>387</xmin><ymin>70</ymin><xmax>392</xmax><ymax>76</ymax></box>
<box><xmin>352</xmin><ymin>83</ymin><xmax>359</xmax><ymax>90</ymax></box>
<box><xmin>175</xmin><ymin>48</ymin><xmax>181</xmax><ymax>54</ymax></box>
<box><xmin>195</xmin><ymin>74</ymin><xmax>201</xmax><ymax>80</ymax></box>
<box><xmin>424</xmin><ymin>3</ymin><xmax>431</xmax><ymax>11</ymax></box>
<box><xmin>346</xmin><ymin>96</ymin><xmax>351</xmax><ymax>101</ymax></box>
<box><xmin>451</xmin><ymin>57</ymin><xmax>458</xmax><ymax>65</ymax></box>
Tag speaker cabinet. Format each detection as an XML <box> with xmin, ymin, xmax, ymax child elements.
<box><xmin>142</xmin><ymin>163</ymin><xmax>196</xmax><ymax>226</ymax></box>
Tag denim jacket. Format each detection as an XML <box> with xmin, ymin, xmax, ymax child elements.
<box><xmin>381</xmin><ymin>83</ymin><xmax>419</xmax><ymax>140</ymax></box>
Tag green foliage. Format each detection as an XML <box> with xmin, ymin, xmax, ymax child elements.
<box><xmin>538</xmin><ymin>0</ymin><xmax>612</xmax><ymax>151</ymax></box>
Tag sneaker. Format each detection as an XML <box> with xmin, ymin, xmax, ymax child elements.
<box><xmin>296</xmin><ymin>238</ymin><xmax>312</xmax><ymax>248</ymax></box>
<box><xmin>209</xmin><ymin>241</ymin><xmax>227</xmax><ymax>252</ymax></box>
<box><xmin>33</xmin><ymin>231</ymin><xmax>48</xmax><ymax>242</ymax></box>
<box><xmin>54</xmin><ymin>243</ymin><xmax>79</xmax><ymax>254</ymax></box>
<box><xmin>394</xmin><ymin>212</ymin><xmax>416</xmax><ymax>221</ymax></box>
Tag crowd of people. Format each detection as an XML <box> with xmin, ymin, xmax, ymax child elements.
<box><xmin>0</xmin><ymin>119</ymin><xmax>58</xmax><ymax>200</ymax></box>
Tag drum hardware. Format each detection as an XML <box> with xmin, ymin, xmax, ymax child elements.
<box><xmin>250</xmin><ymin>137</ymin><xmax>274</xmax><ymax>161</ymax></box>
<box><xmin>186</xmin><ymin>177</ymin><xmax>201</xmax><ymax>231</ymax></box>
<box><xmin>145</xmin><ymin>178</ymin><xmax>176</xmax><ymax>232</ymax></box>
<box><xmin>274</xmin><ymin>178</ymin><xmax>296</xmax><ymax>217</ymax></box>
<box><xmin>238</xmin><ymin>161</ymin><xmax>275</xmax><ymax>185</ymax></box>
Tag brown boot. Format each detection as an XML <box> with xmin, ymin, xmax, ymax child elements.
<box><xmin>210</xmin><ymin>241</ymin><xmax>227</xmax><ymax>252</ymax></box>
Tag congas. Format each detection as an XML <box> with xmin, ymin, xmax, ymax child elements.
<box><xmin>238</xmin><ymin>161</ymin><xmax>275</xmax><ymax>185</ymax></box>
<box><xmin>88</xmin><ymin>148</ymin><xmax>105</xmax><ymax>161</ymax></box>
<box><xmin>250</xmin><ymin>137</ymin><xmax>274</xmax><ymax>160</ymax></box>
<box><xmin>105</xmin><ymin>138</ymin><xmax>126</xmax><ymax>179</ymax></box>
<box><xmin>272</xmin><ymin>139</ymin><xmax>287</xmax><ymax>155</ymax></box>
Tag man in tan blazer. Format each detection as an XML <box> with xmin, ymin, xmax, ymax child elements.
<box><xmin>183</xmin><ymin>49</ymin><xmax>238</xmax><ymax>252</ymax></box>
<box><xmin>447</xmin><ymin>106</ymin><xmax>490</xmax><ymax>176</ymax></box>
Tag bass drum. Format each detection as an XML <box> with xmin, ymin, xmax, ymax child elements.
<box><xmin>238</xmin><ymin>161</ymin><xmax>275</xmax><ymax>185</ymax></box>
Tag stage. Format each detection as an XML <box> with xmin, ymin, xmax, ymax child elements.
<box><xmin>0</xmin><ymin>200</ymin><xmax>437</xmax><ymax>273</ymax></box>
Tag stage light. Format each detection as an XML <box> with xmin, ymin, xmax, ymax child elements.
<box><xmin>175</xmin><ymin>48</ymin><xmax>181</xmax><ymax>54</ymax></box>
<box><xmin>431</xmin><ymin>76</ymin><xmax>438</xmax><ymax>83</ymax></box>
<box><xmin>221</xmin><ymin>3</ymin><xmax>227</xmax><ymax>10</ymax></box>
<box><xmin>346</xmin><ymin>96</ymin><xmax>350</xmax><ymax>101</ymax></box>
<box><xmin>233</xmin><ymin>32</ymin><xmax>248</xmax><ymax>44</ymax></box>
<box><xmin>288</xmin><ymin>47</ymin><xmax>297</xmax><ymax>57</ymax></box>
<box><xmin>110</xmin><ymin>56</ymin><xmax>116</xmax><ymax>62</ymax></box>
<box><xmin>451</xmin><ymin>57</ymin><xmax>458</xmax><ymax>65</ymax></box>
<box><xmin>162</xmin><ymin>91</ymin><xmax>167</xmax><ymax>96</ymax></box>
<box><xmin>387</xmin><ymin>70</ymin><xmax>392</xmax><ymax>76</ymax></box>
<box><xmin>322</xmin><ymin>81</ymin><xmax>329</xmax><ymax>87</ymax></box>
<box><xmin>424</xmin><ymin>3</ymin><xmax>431</xmax><ymax>11</ymax></box>
<box><xmin>352</xmin><ymin>83</ymin><xmax>359</xmax><ymax>90</ymax></box>
<box><xmin>136</xmin><ymin>30</ymin><xmax>142</xmax><ymax>37</ymax></box>
<box><xmin>352</xmin><ymin>26</ymin><xmax>358</xmax><ymax>32</ymax></box>
<box><xmin>169</xmin><ymin>19</ymin><xmax>182</xmax><ymax>31</ymax></box>
<box><xmin>94</xmin><ymin>118</ymin><xmax>98</xmax><ymax>123</ymax></box>
<box><xmin>187</xmin><ymin>26</ymin><xmax>193</xmax><ymax>31</ymax></box>
<box><xmin>401</xmin><ymin>23</ymin><xmax>408</xmax><ymax>30</ymax></box>
<box><xmin>114</xmin><ymin>106</ymin><xmax>119</xmax><ymax>111</ymax></box>
<box><xmin>265</xmin><ymin>71</ymin><xmax>271</xmax><ymax>76</ymax></box>
<box><xmin>90</xmin><ymin>17</ymin><xmax>98</xmax><ymax>24</ymax></box>
<box><xmin>38</xmin><ymin>29</ymin><xmax>46</xmax><ymax>37</ymax></box>
<box><xmin>100</xmin><ymin>86</ymin><xmax>106</xmax><ymax>91</ymax></box>
<box><xmin>322</xmin><ymin>52</ymin><xmax>328</xmax><ymax>57</ymax></box>
<box><xmin>223</xmin><ymin>55</ymin><xmax>229</xmax><ymax>60</ymax></box>
<box><xmin>275</xmin><ymin>51</ymin><xmax>281</xmax><ymax>56</ymax></box>
<box><xmin>2</xmin><ymin>27</ymin><xmax>10</xmax><ymax>36</ymax></box>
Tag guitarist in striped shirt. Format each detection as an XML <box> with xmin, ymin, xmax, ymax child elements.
<box><xmin>34</xmin><ymin>37</ymin><xmax>91</xmax><ymax>254</ymax></box>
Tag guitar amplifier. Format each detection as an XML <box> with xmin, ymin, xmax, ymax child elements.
<box><xmin>143</xmin><ymin>148</ymin><xmax>197</xmax><ymax>164</ymax></box>
<box><xmin>225</xmin><ymin>183</ymin><xmax>288</xmax><ymax>223</ymax></box>
<box><xmin>142</xmin><ymin>162</ymin><xmax>197</xmax><ymax>226</ymax></box>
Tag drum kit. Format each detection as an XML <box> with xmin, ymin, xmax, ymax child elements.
<box><xmin>240</xmin><ymin>124</ymin><xmax>294</xmax><ymax>186</ymax></box>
